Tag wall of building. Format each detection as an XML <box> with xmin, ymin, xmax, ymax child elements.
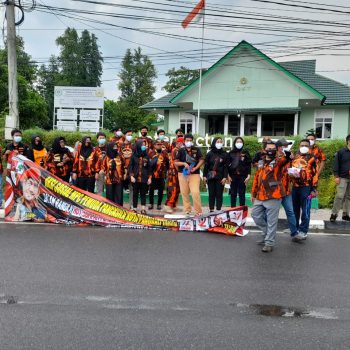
<box><xmin>299</xmin><ymin>105</ymin><xmax>350</xmax><ymax>139</ymax></box>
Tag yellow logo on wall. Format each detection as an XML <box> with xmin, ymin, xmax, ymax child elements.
<box><xmin>240</xmin><ymin>77</ymin><xmax>248</xmax><ymax>85</ymax></box>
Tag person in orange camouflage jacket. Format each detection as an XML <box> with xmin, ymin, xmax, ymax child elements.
<box><xmin>148</xmin><ymin>139</ymin><xmax>170</xmax><ymax>210</ymax></box>
<box><xmin>251</xmin><ymin>141</ymin><xmax>291</xmax><ymax>253</ymax></box>
<box><xmin>290</xmin><ymin>139</ymin><xmax>318</xmax><ymax>241</ymax></box>
<box><xmin>120</xmin><ymin>130</ymin><xmax>134</xmax><ymax>209</ymax></box>
<box><xmin>99</xmin><ymin>142</ymin><xmax>126</xmax><ymax>206</ymax></box>
<box><xmin>46</xmin><ymin>137</ymin><xmax>74</xmax><ymax>183</ymax></box>
<box><xmin>92</xmin><ymin>132</ymin><xmax>108</xmax><ymax>196</ymax></box>
<box><xmin>306</xmin><ymin>133</ymin><xmax>326</xmax><ymax>176</ymax></box>
<box><xmin>72</xmin><ymin>136</ymin><xmax>96</xmax><ymax>193</ymax></box>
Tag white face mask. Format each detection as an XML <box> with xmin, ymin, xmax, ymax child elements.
<box><xmin>235</xmin><ymin>142</ymin><xmax>243</xmax><ymax>149</ymax></box>
<box><xmin>309</xmin><ymin>140</ymin><xmax>315</xmax><ymax>146</ymax></box>
<box><xmin>116</xmin><ymin>131</ymin><xmax>123</xmax><ymax>137</ymax></box>
<box><xmin>215</xmin><ymin>142</ymin><xmax>223</xmax><ymax>150</ymax></box>
<box><xmin>300</xmin><ymin>146</ymin><xmax>309</xmax><ymax>154</ymax></box>
<box><xmin>185</xmin><ymin>141</ymin><xmax>193</xmax><ymax>148</ymax></box>
<box><xmin>125</xmin><ymin>135</ymin><xmax>133</xmax><ymax>142</ymax></box>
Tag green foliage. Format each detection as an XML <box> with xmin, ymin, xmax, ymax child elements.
<box><xmin>163</xmin><ymin>66</ymin><xmax>200</xmax><ymax>93</ymax></box>
<box><xmin>317</xmin><ymin>177</ymin><xmax>337</xmax><ymax>209</ymax></box>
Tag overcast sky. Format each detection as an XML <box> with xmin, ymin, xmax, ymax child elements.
<box><xmin>1</xmin><ymin>0</ymin><xmax>350</xmax><ymax>100</ymax></box>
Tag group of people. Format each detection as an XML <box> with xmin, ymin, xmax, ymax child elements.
<box><xmin>1</xmin><ymin>128</ymin><xmax>350</xmax><ymax>253</ymax></box>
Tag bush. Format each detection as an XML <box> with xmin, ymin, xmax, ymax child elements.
<box><xmin>318</xmin><ymin>177</ymin><xmax>337</xmax><ymax>209</ymax></box>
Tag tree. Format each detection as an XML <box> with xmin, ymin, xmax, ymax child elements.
<box><xmin>118</xmin><ymin>47</ymin><xmax>157</xmax><ymax>107</ymax></box>
<box><xmin>163</xmin><ymin>66</ymin><xmax>200</xmax><ymax>93</ymax></box>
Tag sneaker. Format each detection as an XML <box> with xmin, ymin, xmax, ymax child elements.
<box><xmin>342</xmin><ymin>215</ymin><xmax>350</xmax><ymax>221</ymax></box>
<box><xmin>163</xmin><ymin>205</ymin><xmax>174</xmax><ymax>214</ymax></box>
<box><xmin>157</xmin><ymin>205</ymin><xmax>162</xmax><ymax>210</ymax></box>
<box><xmin>299</xmin><ymin>231</ymin><xmax>308</xmax><ymax>240</ymax></box>
<box><xmin>148</xmin><ymin>205</ymin><xmax>153</xmax><ymax>210</ymax></box>
<box><xmin>256</xmin><ymin>239</ymin><xmax>265</xmax><ymax>246</ymax></box>
<box><xmin>262</xmin><ymin>245</ymin><xmax>273</xmax><ymax>253</ymax></box>
<box><xmin>330</xmin><ymin>214</ymin><xmax>337</xmax><ymax>222</ymax></box>
<box><xmin>292</xmin><ymin>234</ymin><xmax>303</xmax><ymax>243</ymax></box>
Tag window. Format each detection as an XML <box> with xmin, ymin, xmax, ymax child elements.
<box><xmin>314</xmin><ymin>110</ymin><xmax>334</xmax><ymax>139</ymax></box>
<box><xmin>228</xmin><ymin>115</ymin><xmax>240</xmax><ymax>135</ymax></box>
<box><xmin>244</xmin><ymin>115</ymin><xmax>257</xmax><ymax>135</ymax></box>
<box><xmin>180</xmin><ymin>118</ymin><xmax>193</xmax><ymax>134</ymax></box>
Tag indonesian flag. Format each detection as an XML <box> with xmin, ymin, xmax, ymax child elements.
<box><xmin>181</xmin><ymin>0</ymin><xmax>205</xmax><ymax>29</ymax></box>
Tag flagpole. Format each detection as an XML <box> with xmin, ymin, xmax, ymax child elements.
<box><xmin>196</xmin><ymin>5</ymin><xmax>205</xmax><ymax>135</ymax></box>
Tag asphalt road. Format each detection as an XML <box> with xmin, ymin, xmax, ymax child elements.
<box><xmin>0</xmin><ymin>223</ymin><xmax>349</xmax><ymax>350</ymax></box>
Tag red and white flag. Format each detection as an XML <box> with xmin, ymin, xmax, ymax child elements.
<box><xmin>181</xmin><ymin>0</ymin><xmax>205</xmax><ymax>29</ymax></box>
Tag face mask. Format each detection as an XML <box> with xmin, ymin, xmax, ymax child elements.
<box><xmin>309</xmin><ymin>140</ymin><xmax>315</xmax><ymax>146</ymax></box>
<box><xmin>266</xmin><ymin>150</ymin><xmax>276</xmax><ymax>158</ymax></box>
<box><xmin>14</xmin><ymin>136</ymin><xmax>22</xmax><ymax>143</ymax></box>
<box><xmin>300</xmin><ymin>146</ymin><xmax>309</xmax><ymax>154</ymax></box>
<box><xmin>185</xmin><ymin>141</ymin><xmax>193</xmax><ymax>148</ymax></box>
<box><xmin>141</xmin><ymin>132</ymin><xmax>147</xmax><ymax>137</ymax></box>
<box><xmin>156</xmin><ymin>148</ymin><xmax>162</xmax><ymax>153</ymax></box>
<box><xmin>141</xmin><ymin>145</ymin><xmax>147</xmax><ymax>152</ymax></box>
<box><xmin>215</xmin><ymin>142</ymin><xmax>223</xmax><ymax>150</ymax></box>
<box><xmin>126</xmin><ymin>135</ymin><xmax>133</xmax><ymax>142</ymax></box>
<box><xmin>235</xmin><ymin>142</ymin><xmax>243</xmax><ymax>149</ymax></box>
<box><xmin>159</xmin><ymin>135</ymin><xmax>165</xmax><ymax>141</ymax></box>
<box><xmin>98</xmin><ymin>138</ymin><xmax>106</xmax><ymax>145</ymax></box>
<box><xmin>116</xmin><ymin>131</ymin><xmax>122</xmax><ymax>137</ymax></box>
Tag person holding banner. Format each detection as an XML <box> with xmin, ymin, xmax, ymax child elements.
<box><xmin>149</xmin><ymin>139</ymin><xmax>170</xmax><ymax>210</ymax></box>
<box><xmin>46</xmin><ymin>137</ymin><xmax>74</xmax><ymax>183</ymax></box>
<box><xmin>92</xmin><ymin>132</ymin><xmax>107</xmax><ymax>197</ymax></box>
<box><xmin>129</xmin><ymin>140</ymin><xmax>152</xmax><ymax>214</ymax></box>
<box><xmin>203</xmin><ymin>137</ymin><xmax>228</xmax><ymax>212</ymax></box>
<box><xmin>72</xmin><ymin>136</ymin><xmax>96</xmax><ymax>193</ymax></box>
<box><xmin>28</xmin><ymin>135</ymin><xmax>48</xmax><ymax>167</ymax></box>
<box><xmin>3</xmin><ymin>129</ymin><xmax>30</xmax><ymax>164</ymax></box>
<box><xmin>101</xmin><ymin>142</ymin><xmax>126</xmax><ymax>206</ymax></box>
<box><xmin>289</xmin><ymin>139</ymin><xmax>318</xmax><ymax>242</ymax></box>
<box><xmin>175</xmin><ymin>134</ymin><xmax>204</xmax><ymax>216</ymax></box>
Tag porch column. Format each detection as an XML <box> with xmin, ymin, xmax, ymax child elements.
<box><xmin>294</xmin><ymin>112</ymin><xmax>299</xmax><ymax>136</ymax></box>
<box><xmin>257</xmin><ymin>113</ymin><xmax>262</xmax><ymax>137</ymax></box>
<box><xmin>224</xmin><ymin>114</ymin><xmax>229</xmax><ymax>135</ymax></box>
<box><xmin>240</xmin><ymin>114</ymin><xmax>245</xmax><ymax>136</ymax></box>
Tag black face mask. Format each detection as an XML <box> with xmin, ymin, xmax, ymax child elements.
<box><xmin>266</xmin><ymin>150</ymin><xmax>276</xmax><ymax>158</ymax></box>
<box><xmin>156</xmin><ymin>148</ymin><xmax>162</xmax><ymax>153</ymax></box>
<box><xmin>141</xmin><ymin>132</ymin><xmax>147</xmax><ymax>137</ymax></box>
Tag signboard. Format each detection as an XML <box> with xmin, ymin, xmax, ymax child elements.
<box><xmin>54</xmin><ymin>87</ymin><xmax>104</xmax><ymax>109</ymax></box>
<box><xmin>57</xmin><ymin>109</ymin><xmax>77</xmax><ymax>121</ymax></box>
<box><xmin>80</xmin><ymin>109</ymin><xmax>100</xmax><ymax>121</ymax></box>
<box><xmin>5</xmin><ymin>155</ymin><xmax>248</xmax><ymax>237</ymax></box>
<box><xmin>79</xmin><ymin>121</ymin><xmax>100</xmax><ymax>132</ymax></box>
<box><xmin>57</xmin><ymin>121</ymin><xmax>77</xmax><ymax>131</ymax></box>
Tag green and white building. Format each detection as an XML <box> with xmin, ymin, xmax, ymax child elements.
<box><xmin>141</xmin><ymin>41</ymin><xmax>350</xmax><ymax>139</ymax></box>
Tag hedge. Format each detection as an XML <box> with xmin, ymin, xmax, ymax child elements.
<box><xmin>1</xmin><ymin>129</ymin><xmax>348</xmax><ymax>208</ymax></box>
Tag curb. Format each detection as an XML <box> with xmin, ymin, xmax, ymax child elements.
<box><xmin>245</xmin><ymin>217</ymin><xmax>325</xmax><ymax>230</ymax></box>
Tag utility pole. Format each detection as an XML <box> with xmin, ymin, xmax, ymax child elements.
<box><xmin>4</xmin><ymin>0</ymin><xmax>19</xmax><ymax>140</ymax></box>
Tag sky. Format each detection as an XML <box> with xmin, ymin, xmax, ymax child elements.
<box><xmin>1</xmin><ymin>0</ymin><xmax>350</xmax><ymax>101</ymax></box>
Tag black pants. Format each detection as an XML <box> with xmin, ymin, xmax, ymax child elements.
<box><xmin>133</xmin><ymin>182</ymin><xmax>148</xmax><ymax>208</ymax></box>
<box><xmin>207</xmin><ymin>179</ymin><xmax>224</xmax><ymax>211</ymax></box>
<box><xmin>76</xmin><ymin>177</ymin><xmax>95</xmax><ymax>193</ymax></box>
<box><xmin>149</xmin><ymin>178</ymin><xmax>165</xmax><ymax>206</ymax></box>
<box><xmin>230</xmin><ymin>175</ymin><xmax>246</xmax><ymax>207</ymax></box>
<box><xmin>106</xmin><ymin>183</ymin><xmax>124</xmax><ymax>206</ymax></box>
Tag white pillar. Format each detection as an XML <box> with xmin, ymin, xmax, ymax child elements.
<box><xmin>294</xmin><ymin>112</ymin><xmax>299</xmax><ymax>136</ymax></box>
<box><xmin>224</xmin><ymin>114</ymin><xmax>229</xmax><ymax>135</ymax></box>
<box><xmin>257</xmin><ymin>113</ymin><xmax>262</xmax><ymax>137</ymax></box>
<box><xmin>240</xmin><ymin>114</ymin><xmax>245</xmax><ymax>136</ymax></box>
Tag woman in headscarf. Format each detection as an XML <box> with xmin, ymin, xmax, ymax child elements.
<box><xmin>227</xmin><ymin>137</ymin><xmax>252</xmax><ymax>207</ymax></box>
<box><xmin>46</xmin><ymin>137</ymin><xmax>74</xmax><ymax>182</ymax></box>
<box><xmin>128</xmin><ymin>140</ymin><xmax>152</xmax><ymax>214</ymax></box>
<box><xmin>28</xmin><ymin>135</ymin><xmax>48</xmax><ymax>167</ymax></box>
<box><xmin>72</xmin><ymin>136</ymin><xmax>96</xmax><ymax>192</ymax></box>
<box><xmin>99</xmin><ymin>142</ymin><xmax>126</xmax><ymax>205</ymax></box>
<box><xmin>203</xmin><ymin>137</ymin><xmax>229</xmax><ymax>212</ymax></box>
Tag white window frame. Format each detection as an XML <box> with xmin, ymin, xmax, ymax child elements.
<box><xmin>314</xmin><ymin>109</ymin><xmax>334</xmax><ymax>139</ymax></box>
<box><xmin>180</xmin><ymin>114</ymin><xmax>194</xmax><ymax>134</ymax></box>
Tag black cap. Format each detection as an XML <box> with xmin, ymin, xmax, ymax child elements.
<box><xmin>276</xmin><ymin>137</ymin><xmax>293</xmax><ymax>147</ymax></box>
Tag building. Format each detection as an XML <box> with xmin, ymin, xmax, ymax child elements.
<box><xmin>141</xmin><ymin>41</ymin><xmax>350</xmax><ymax>139</ymax></box>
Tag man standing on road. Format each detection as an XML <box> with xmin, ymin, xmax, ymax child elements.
<box><xmin>251</xmin><ymin>141</ymin><xmax>290</xmax><ymax>253</ymax></box>
<box><xmin>307</xmin><ymin>133</ymin><xmax>326</xmax><ymax>176</ymax></box>
<box><xmin>330</xmin><ymin>134</ymin><xmax>350</xmax><ymax>222</ymax></box>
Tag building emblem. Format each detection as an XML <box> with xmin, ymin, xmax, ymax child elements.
<box><xmin>240</xmin><ymin>77</ymin><xmax>248</xmax><ymax>85</ymax></box>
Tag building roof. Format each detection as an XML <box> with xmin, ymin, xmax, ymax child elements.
<box><xmin>141</xmin><ymin>42</ymin><xmax>350</xmax><ymax>110</ymax></box>
<box><xmin>279</xmin><ymin>60</ymin><xmax>350</xmax><ymax>105</ymax></box>
<box><xmin>140</xmin><ymin>86</ymin><xmax>185</xmax><ymax>110</ymax></box>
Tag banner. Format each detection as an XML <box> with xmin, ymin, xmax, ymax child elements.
<box><xmin>5</xmin><ymin>156</ymin><xmax>248</xmax><ymax>236</ymax></box>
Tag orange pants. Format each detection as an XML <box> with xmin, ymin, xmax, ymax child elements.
<box><xmin>178</xmin><ymin>173</ymin><xmax>202</xmax><ymax>215</ymax></box>
<box><xmin>165</xmin><ymin>169</ymin><xmax>180</xmax><ymax>208</ymax></box>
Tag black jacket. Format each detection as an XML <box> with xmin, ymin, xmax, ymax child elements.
<box><xmin>203</xmin><ymin>138</ymin><xmax>228</xmax><ymax>181</ymax></box>
<box><xmin>228</xmin><ymin>141</ymin><xmax>252</xmax><ymax>178</ymax></box>
<box><xmin>333</xmin><ymin>147</ymin><xmax>350</xmax><ymax>179</ymax></box>
<box><xmin>128</xmin><ymin>141</ymin><xmax>152</xmax><ymax>183</ymax></box>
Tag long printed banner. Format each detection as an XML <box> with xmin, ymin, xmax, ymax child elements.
<box><xmin>5</xmin><ymin>156</ymin><xmax>248</xmax><ymax>236</ymax></box>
